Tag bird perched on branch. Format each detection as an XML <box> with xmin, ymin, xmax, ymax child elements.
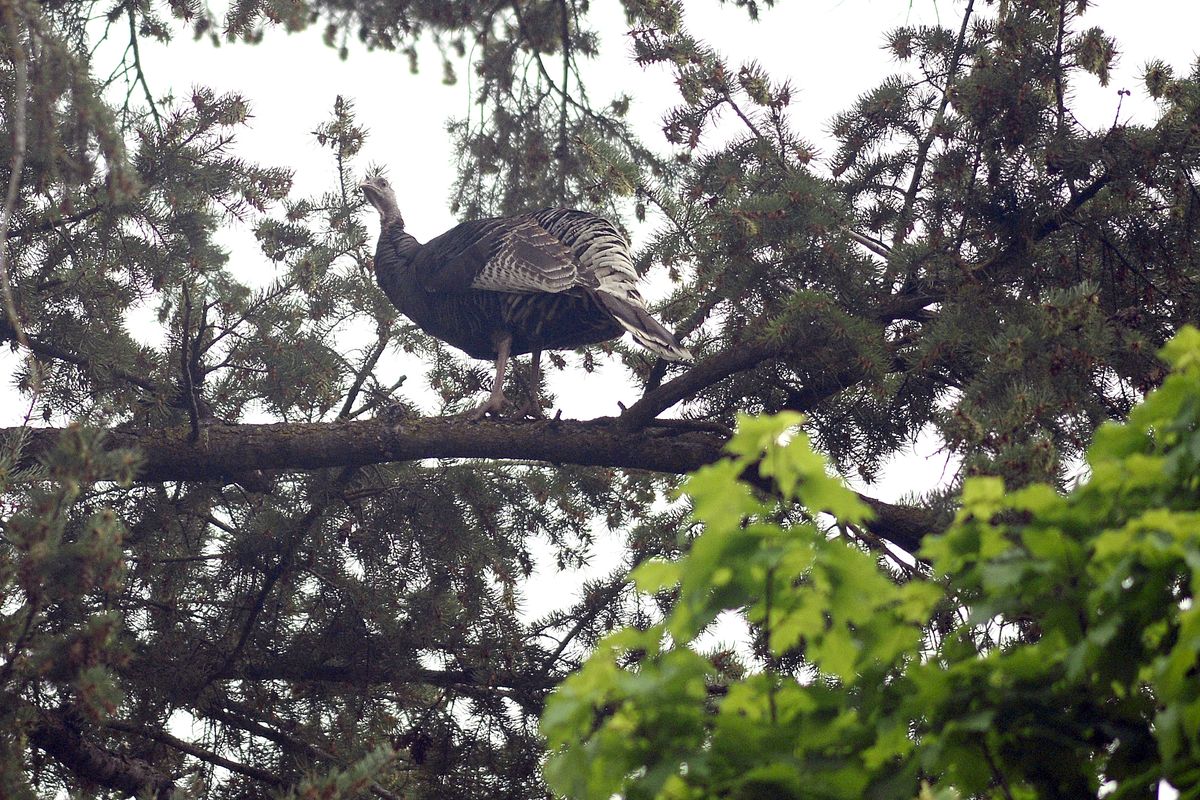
<box><xmin>360</xmin><ymin>176</ymin><xmax>692</xmax><ymax>419</ymax></box>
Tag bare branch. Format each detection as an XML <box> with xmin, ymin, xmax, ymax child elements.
<box><xmin>125</xmin><ymin>7</ymin><xmax>161</xmax><ymax>131</ymax></box>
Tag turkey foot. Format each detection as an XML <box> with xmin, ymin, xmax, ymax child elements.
<box><xmin>512</xmin><ymin>397</ymin><xmax>545</xmax><ymax>420</ymax></box>
<box><xmin>467</xmin><ymin>391</ymin><xmax>509</xmax><ymax>420</ymax></box>
<box><xmin>467</xmin><ymin>334</ymin><xmax>512</xmax><ymax>421</ymax></box>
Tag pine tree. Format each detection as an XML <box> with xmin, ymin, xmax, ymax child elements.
<box><xmin>1</xmin><ymin>1</ymin><xmax>1197</xmax><ymax>797</ymax></box>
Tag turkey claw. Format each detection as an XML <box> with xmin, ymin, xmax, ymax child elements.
<box><xmin>466</xmin><ymin>393</ymin><xmax>509</xmax><ymax>421</ymax></box>
<box><xmin>512</xmin><ymin>399</ymin><xmax>546</xmax><ymax>420</ymax></box>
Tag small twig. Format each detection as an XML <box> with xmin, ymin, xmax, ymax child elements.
<box><xmin>126</xmin><ymin>7</ymin><xmax>162</xmax><ymax>132</ymax></box>
<box><xmin>338</xmin><ymin>331</ymin><xmax>389</xmax><ymax>420</ymax></box>
<box><xmin>180</xmin><ymin>284</ymin><xmax>201</xmax><ymax>442</ymax></box>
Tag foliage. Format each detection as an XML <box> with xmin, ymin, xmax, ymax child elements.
<box><xmin>0</xmin><ymin>0</ymin><xmax>1198</xmax><ymax>797</ymax></box>
<box><xmin>0</xmin><ymin>426</ymin><xmax>137</xmax><ymax>800</ymax></box>
<box><xmin>544</xmin><ymin>327</ymin><xmax>1200</xmax><ymax>799</ymax></box>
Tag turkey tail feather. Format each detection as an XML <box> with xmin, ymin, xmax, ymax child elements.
<box><xmin>596</xmin><ymin>293</ymin><xmax>693</xmax><ymax>362</ymax></box>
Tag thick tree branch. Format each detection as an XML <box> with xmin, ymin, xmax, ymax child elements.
<box><xmin>12</xmin><ymin>416</ymin><xmax>717</xmax><ymax>482</ymax></box>
<box><xmin>7</xmin><ymin>415</ymin><xmax>937</xmax><ymax>551</ymax></box>
<box><xmin>29</xmin><ymin>710</ymin><xmax>175</xmax><ymax>800</ymax></box>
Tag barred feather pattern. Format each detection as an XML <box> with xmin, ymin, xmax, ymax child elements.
<box><xmin>528</xmin><ymin>209</ymin><xmax>693</xmax><ymax>362</ymax></box>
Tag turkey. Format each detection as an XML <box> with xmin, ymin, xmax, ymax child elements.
<box><xmin>360</xmin><ymin>176</ymin><xmax>692</xmax><ymax>419</ymax></box>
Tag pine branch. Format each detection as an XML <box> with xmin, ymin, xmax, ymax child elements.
<box><xmin>6</xmin><ymin>415</ymin><xmax>937</xmax><ymax>552</ymax></box>
<box><xmin>29</xmin><ymin>710</ymin><xmax>175</xmax><ymax>800</ymax></box>
<box><xmin>975</xmin><ymin>170</ymin><xmax>1113</xmax><ymax>280</ymax></box>
<box><xmin>0</xmin><ymin>333</ymin><xmax>162</xmax><ymax>393</ymax></box>
<box><xmin>106</xmin><ymin>718</ymin><xmax>284</xmax><ymax>787</ymax></box>
<box><xmin>198</xmin><ymin>701</ymin><xmax>406</xmax><ymax>800</ymax></box>
<box><xmin>892</xmin><ymin>0</ymin><xmax>976</xmax><ymax>248</ymax></box>
<box><xmin>7</xmin><ymin>204</ymin><xmax>107</xmax><ymax>240</ymax></box>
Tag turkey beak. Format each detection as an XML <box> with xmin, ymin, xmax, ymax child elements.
<box><xmin>359</xmin><ymin>180</ymin><xmax>379</xmax><ymax>209</ymax></box>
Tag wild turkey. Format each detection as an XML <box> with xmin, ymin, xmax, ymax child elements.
<box><xmin>360</xmin><ymin>176</ymin><xmax>692</xmax><ymax>418</ymax></box>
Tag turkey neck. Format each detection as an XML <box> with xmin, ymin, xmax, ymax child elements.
<box><xmin>374</xmin><ymin>222</ymin><xmax>424</xmax><ymax>312</ymax></box>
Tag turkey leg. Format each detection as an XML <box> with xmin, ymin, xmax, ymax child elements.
<box><xmin>515</xmin><ymin>349</ymin><xmax>545</xmax><ymax>419</ymax></box>
<box><xmin>468</xmin><ymin>334</ymin><xmax>511</xmax><ymax>420</ymax></box>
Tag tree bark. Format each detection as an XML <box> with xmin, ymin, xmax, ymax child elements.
<box><xmin>29</xmin><ymin>711</ymin><xmax>175</xmax><ymax>800</ymax></box>
<box><xmin>7</xmin><ymin>415</ymin><xmax>940</xmax><ymax>551</ymax></box>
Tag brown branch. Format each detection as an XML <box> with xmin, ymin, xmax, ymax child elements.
<box><xmin>106</xmin><ymin>718</ymin><xmax>284</xmax><ymax>787</ymax></box>
<box><xmin>621</xmin><ymin>338</ymin><xmax>784</xmax><ymax>430</ymax></box>
<box><xmin>198</xmin><ymin>701</ymin><xmax>405</xmax><ymax>800</ymax></box>
<box><xmin>892</xmin><ymin>0</ymin><xmax>976</xmax><ymax>247</ymax></box>
<box><xmin>29</xmin><ymin>710</ymin><xmax>175</xmax><ymax>800</ymax></box>
<box><xmin>6</xmin><ymin>415</ymin><xmax>937</xmax><ymax>552</ymax></box>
